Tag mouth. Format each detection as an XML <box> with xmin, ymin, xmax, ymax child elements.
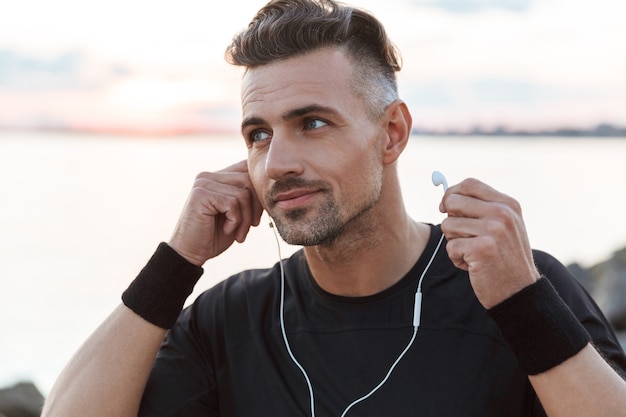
<box><xmin>272</xmin><ymin>188</ymin><xmax>321</xmax><ymax>211</ymax></box>
<box><xmin>267</xmin><ymin>177</ymin><xmax>330</xmax><ymax>213</ymax></box>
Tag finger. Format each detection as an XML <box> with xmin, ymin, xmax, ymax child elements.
<box><xmin>195</xmin><ymin>170</ymin><xmax>251</xmax><ymax>189</ymax></box>
<box><xmin>189</xmin><ymin>186</ymin><xmax>243</xmax><ymax>231</ymax></box>
<box><xmin>211</xmin><ymin>185</ymin><xmax>254</xmax><ymax>240</ymax></box>
<box><xmin>230</xmin><ymin>161</ymin><xmax>264</xmax><ymax>229</ymax></box>
<box><xmin>216</xmin><ymin>185</ymin><xmax>259</xmax><ymax>243</ymax></box>
<box><xmin>218</xmin><ymin>162</ymin><xmax>264</xmax><ymax>238</ymax></box>
<box><xmin>187</xmin><ymin>177</ymin><xmax>248</xmax><ymax>236</ymax></box>
<box><xmin>443</xmin><ymin>190</ymin><xmax>522</xmax><ymax>226</ymax></box>
<box><xmin>251</xmin><ymin>194</ymin><xmax>264</xmax><ymax>227</ymax></box>
<box><xmin>440</xmin><ymin>216</ymin><xmax>481</xmax><ymax>239</ymax></box>
<box><xmin>441</xmin><ymin>178</ymin><xmax>516</xmax><ymax>213</ymax></box>
<box><xmin>441</xmin><ymin>193</ymin><xmax>492</xmax><ymax>219</ymax></box>
<box><xmin>446</xmin><ymin>178</ymin><xmax>507</xmax><ymax>202</ymax></box>
<box><xmin>218</xmin><ymin>159</ymin><xmax>249</xmax><ymax>173</ymax></box>
<box><xmin>444</xmin><ymin>236</ymin><xmax>470</xmax><ymax>271</ymax></box>
<box><xmin>234</xmin><ymin>186</ymin><xmax>262</xmax><ymax>243</ymax></box>
<box><xmin>443</xmin><ymin>209</ymin><xmax>526</xmax><ymax>261</ymax></box>
<box><xmin>445</xmin><ymin>234</ymin><xmax>497</xmax><ymax>273</ymax></box>
<box><xmin>194</xmin><ymin>162</ymin><xmax>262</xmax><ymax>242</ymax></box>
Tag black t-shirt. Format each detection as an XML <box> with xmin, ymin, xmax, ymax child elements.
<box><xmin>139</xmin><ymin>225</ymin><xmax>626</xmax><ymax>416</ymax></box>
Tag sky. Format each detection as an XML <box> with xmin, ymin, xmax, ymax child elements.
<box><xmin>1</xmin><ymin>0</ymin><xmax>625</xmax><ymax>134</ymax></box>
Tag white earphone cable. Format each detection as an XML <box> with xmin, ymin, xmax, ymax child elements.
<box><xmin>270</xmin><ymin>220</ymin><xmax>445</xmax><ymax>417</ymax></box>
<box><xmin>271</xmin><ymin>222</ymin><xmax>317</xmax><ymax>416</ymax></box>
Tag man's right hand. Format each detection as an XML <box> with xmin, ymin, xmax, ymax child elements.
<box><xmin>168</xmin><ymin>160</ymin><xmax>264</xmax><ymax>266</ymax></box>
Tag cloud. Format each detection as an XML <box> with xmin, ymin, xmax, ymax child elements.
<box><xmin>400</xmin><ymin>75</ymin><xmax>626</xmax><ymax>131</ymax></box>
<box><xmin>402</xmin><ymin>78</ymin><xmax>552</xmax><ymax>107</ymax></box>
<box><xmin>468</xmin><ymin>78</ymin><xmax>548</xmax><ymax>103</ymax></box>
<box><xmin>415</xmin><ymin>0</ymin><xmax>534</xmax><ymax>13</ymax></box>
<box><xmin>1</xmin><ymin>0</ymin><xmax>624</xmax><ymax>133</ymax></box>
<box><xmin>0</xmin><ymin>49</ymin><xmax>129</xmax><ymax>91</ymax></box>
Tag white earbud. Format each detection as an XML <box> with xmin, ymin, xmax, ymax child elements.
<box><xmin>431</xmin><ymin>170</ymin><xmax>448</xmax><ymax>192</ymax></box>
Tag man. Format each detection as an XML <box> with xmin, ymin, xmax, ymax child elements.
<box><xmin>43</xmin><ymin>0</ymin><xmax>626</xmax><ymax>416</ymax></box>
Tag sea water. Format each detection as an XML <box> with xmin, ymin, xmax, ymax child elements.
<box><xmin>1</xmin><ymin>131</ymin><xmax>625</xmax><ymax>394</ymax></box>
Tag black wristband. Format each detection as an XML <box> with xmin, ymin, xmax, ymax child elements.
<box><xmin>122</xmin><ymin>242</ymin><xmax>204</xmax><ymax>329</ymax></box>
<box><xmin>487</xmin><ymin>277</ymin><xmax>591</xmax><ymax>375</ymax></box>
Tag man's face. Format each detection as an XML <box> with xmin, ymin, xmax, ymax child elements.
<box><xmin>241</xmin><ymin>47</ymin><xmax>386</xmax><ymax>246</ymax></box>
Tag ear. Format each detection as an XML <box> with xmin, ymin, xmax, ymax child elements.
<box><xmin>381</xmin><ymin>100</ymin><xmax>412</xmax><ymax>165</ymax></box>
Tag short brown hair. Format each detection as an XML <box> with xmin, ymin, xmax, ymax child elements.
<box><xmin>225</xmin><ymin>0</ymin><xmax>403</xmax><ymax>119</ymax></box>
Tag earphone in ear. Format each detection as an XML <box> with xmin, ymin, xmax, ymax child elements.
<box><xmin>431</xmin><ymin>170</ymin><xmax>448</xmax><ymax>192</ymax></box>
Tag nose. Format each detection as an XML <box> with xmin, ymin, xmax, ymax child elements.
<box><xmin>264</xmin><ymin>131</ymin><xmax>304</xmax><ymax>180</ymax></box>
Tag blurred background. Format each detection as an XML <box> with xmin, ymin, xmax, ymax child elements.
<box><xmin>1</xmin><ymin>0</ymin><xmax>625</xmax><ymax>404</ymax></box>
<box><xmin>1</xmin><ymin>0</ymin><xmax>626</xmax><ymax>133</ymax></box>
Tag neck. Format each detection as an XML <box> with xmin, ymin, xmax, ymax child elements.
<box><xmin>303</xmin><ymin>204</ymin><xmax>431</xmax><ymax>297</ymax></box>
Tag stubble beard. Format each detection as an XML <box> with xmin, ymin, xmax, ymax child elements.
<box><xmin>272</xmin><ymin>197</ymin><xmax>344</xmax><ymax>246</ymax></box>
<box><xmin>270</xmin><ymin>181</ymin><xmax>382</xmax><ymax>248</ymax></box>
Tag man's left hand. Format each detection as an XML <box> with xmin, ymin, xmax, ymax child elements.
<box><xmin>439</xmin><ymin>178</ymin><xmax>540</xmax><ymax>309</ymax></box>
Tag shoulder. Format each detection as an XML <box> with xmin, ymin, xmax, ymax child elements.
<box><xmin>532</xmin><ymin>249</ymin><xmax>587</xmax><ymax>300</ymax></box>
<box><xmin>531</xmin><ymin>249</ymin><xmax>601</xmax><ymax>314</ymax></box>
<box><xmin>533</xmin><ymin>249</ymin><xmax>626</xmax><ymax>369</ymax></box>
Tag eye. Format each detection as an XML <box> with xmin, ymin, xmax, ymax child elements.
<box><xmin>250</xmin><ymin>130</ymin><xmax>271</xmax><ymax>143</ymax></box>
<box><xmin>303</xmin><ymin>118</ymin><xmax>328</xmax><ymax>131</ymax></box>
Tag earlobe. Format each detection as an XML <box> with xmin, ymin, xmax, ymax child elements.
<box><xmin>382</xmin><ymin>100</ymin><xmax>412</xmax><ymax>165</ymax></box>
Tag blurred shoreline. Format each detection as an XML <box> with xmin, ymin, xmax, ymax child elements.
<box><xmin>1</xmin><ymin>122</ymin><xmax>626</xmax><ymax>139</ymax></box>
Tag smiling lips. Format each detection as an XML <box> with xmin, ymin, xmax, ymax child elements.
<box><xmin>272</xmin><ymin>188</ymin><xmax>320</xmax><ymax>211</ymax></box>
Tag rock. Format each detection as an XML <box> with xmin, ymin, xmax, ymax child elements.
<box><xmin>588</xmin><ymin>248</ymin><xmax>626</xmax><ymax>330</ymax></box>
<box><xmin>568</xmin><ymin>246</ymin><xmax>626</xmax><ymax>331</ymax></box>
<box><xmin>0</xmin><ymin>382</ymin><xmax>44</xmax><ymax>417</ymax></box>
<box><xmin>567</xmin><ymin>262</ymin><xmax>593</xmax><ymax>293</ymax></box>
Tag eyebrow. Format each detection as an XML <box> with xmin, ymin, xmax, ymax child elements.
<box><xmin>241</xmin><ymin>104</ymin><xmax>339</xmax><ymax>132</ymax></box>
<box><xmin>282</xmin><ymin>104</ymin><xmax>337</xmax><ymax>121</ymax></box>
